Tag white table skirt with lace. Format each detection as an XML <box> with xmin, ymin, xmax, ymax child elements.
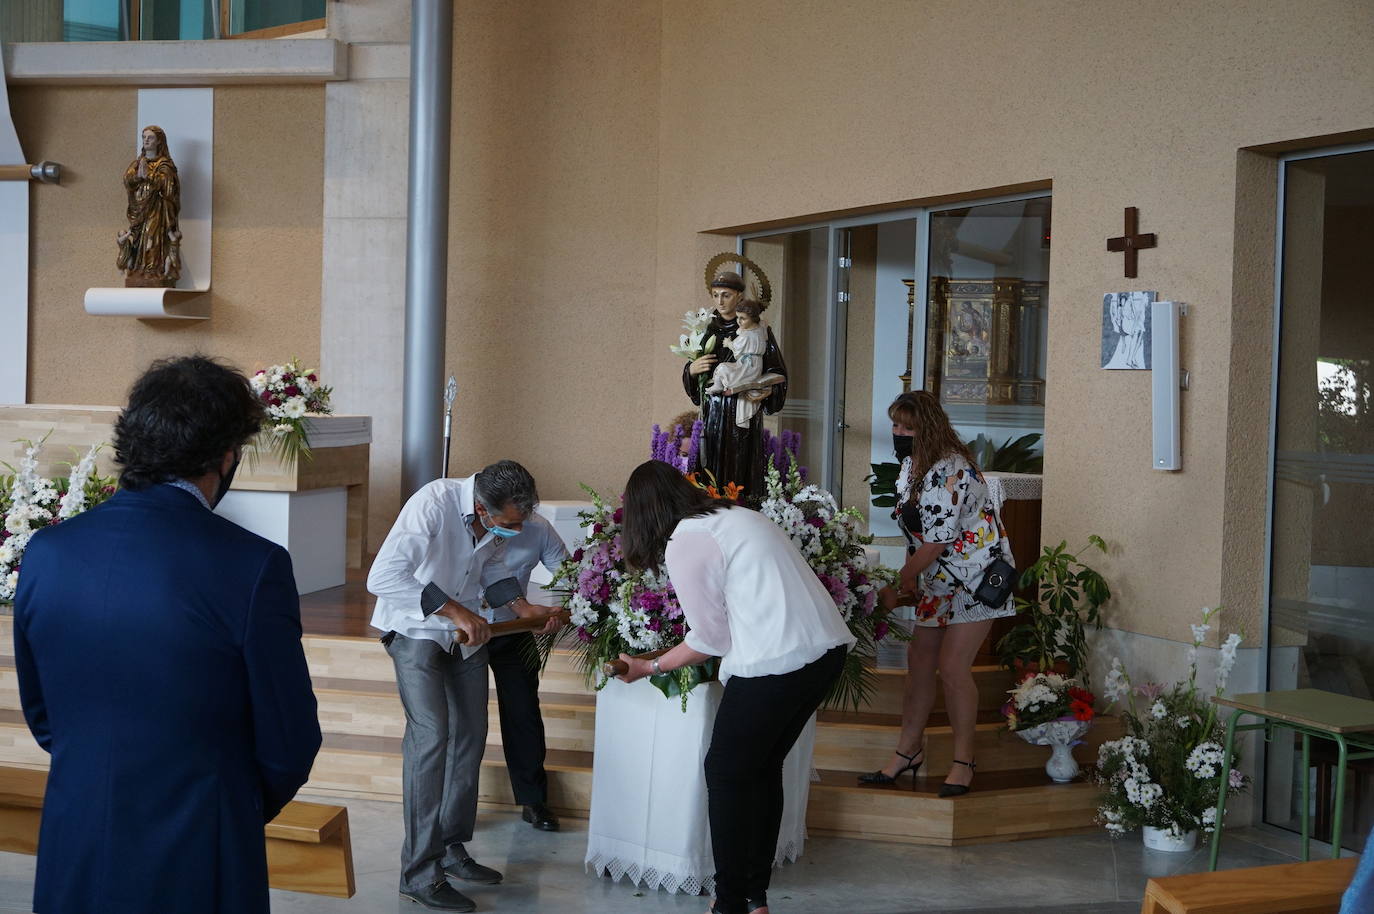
<box><xmin>982</xmin><ymin>471</ymin><xmax>1043</xmax><ymax>509</ymax></box>
<box><xmin>584</xmin><ymin>676</ymin><xmax>813</xmax><ymax>895</ymax></box>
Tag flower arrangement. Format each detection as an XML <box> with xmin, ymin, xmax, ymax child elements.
<box><xmin>758</xmin><ymin>458</ymin><xmax>899</xmax><ymax>710</ymax></box>
<box><xmin>551</xmin><ymin>458</ymin><xmax>901</xmax><ymax>711</ymax></box>
<box><xmin>1004</xmin><ymin>671</ymin><xmax>1096</xmax><ymax>732</ymax></box>
<box><xmin>1</xmin><ymin>436</ymin><xmax>117</xmax><ymax>604</ymax></box>
<box><xmin>249</xmin><ymin>359</ymin><xmax>333</xmax><ymax>469</ymax></box>
<box><xmin>1095</xmin><ymin>607</ymin><xmax>1248</xmax><ymax>840</ymax></box>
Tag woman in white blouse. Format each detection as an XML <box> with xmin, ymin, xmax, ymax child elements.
<box><xmin>616</xmin><ymin>460</ymin><xmax>854</xmax><ymax>914</ymax></box>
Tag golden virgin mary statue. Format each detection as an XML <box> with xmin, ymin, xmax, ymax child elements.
<box><xmin>116</xmin><ymin>125</ymin><xmax>181</xmax><ymax>288</ymax></box>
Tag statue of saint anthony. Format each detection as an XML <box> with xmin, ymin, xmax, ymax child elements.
<box><xmin>682</xmin><ymin>270</ymin><xmax>788</xmax><ymax>504</ymax></box>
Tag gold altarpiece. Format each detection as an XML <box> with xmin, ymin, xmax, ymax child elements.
<box><xmin>924</xmin><ymin>277</ymin><xmax>1046</xmax><ymax>408</ymax></box>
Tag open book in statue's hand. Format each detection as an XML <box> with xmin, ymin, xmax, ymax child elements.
<box><xmin>725</xmin><ymin>372</ymin><xmax>785</xmax><ymax>397</ymax></box>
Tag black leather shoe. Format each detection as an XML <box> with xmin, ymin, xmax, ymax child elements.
<box><xmin>522</xmin><ymin>803</ymin><xmax>560</xmax><ymax>832</ymax></box>
<box><xmin>401</xmin><ymin>881</ymin><xmax>476</xmax><ymax>912</ymax></box>
<box><xmin>444</xmin><ymin>855</ymin><xmax>503</xmax><ymax>885</ymax></box>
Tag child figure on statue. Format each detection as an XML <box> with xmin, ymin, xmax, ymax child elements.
<box><xmin>705</xmin><ymin>299</ymin><xmax>776</xmax><ymax>428</ymax></box>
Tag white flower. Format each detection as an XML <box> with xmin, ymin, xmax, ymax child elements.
<box><xmin>1217</xmin><ymin>632</ymin><xmax>1242</xmax><ymax>691</ymax></box>
<box><xmin>282</xmin><ymin>397</ymin><xmax>307</xmax><ymax>419</ymax></box>
<box><xmin>567</xmin><ymin>593</ymin><xmax>597</xmax><ymax>628</ymax></box>
<box><xmin>1103</xmin><ymin>657</ymin><xmax>1129</xmax><ymax>703</ymax></box>
<box><xmin>1176</xmin><ymin>715</ymin><xmax>1191</xmax><ymax>728</ymax></box>
<box><xmin>1190</xmin><ymin>623</ymin><xmax>1210</xmax><ymax>644</ymax></box>
<box><xmin>1150</xmin><ymin>701</ymin><xmax>1167</xmax><ymax>719</ymax></box>
<box><xmin>58</xmin><ymin>443</ymin><xmax>102</xmax><ymax>519</ymax></box>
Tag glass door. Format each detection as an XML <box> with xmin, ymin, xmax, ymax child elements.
<box><xmin>741</xmin><ymin>227</ymin><xmax>836</xmax><ymax>492</ymax></box>
<box><xmin>1265</xmin><ymin>145</ymin><xmax>1374</xmax><ymax>851</ymax></box>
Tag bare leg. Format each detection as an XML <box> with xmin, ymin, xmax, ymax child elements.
<box><xmin>936</xmin><ymin>619</ymin><xmax>994</xmax><ymax>787</ymax></box>
<box><xmin>877</xmin><ymin>625</ymin><xmax>945</xmax><ymax>778</ymax></box>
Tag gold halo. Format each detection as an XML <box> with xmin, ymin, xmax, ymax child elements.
<box><xmin>704</xmin><ymin>252</ymin><xmax>772</xmax><ymax>306</ymax></box>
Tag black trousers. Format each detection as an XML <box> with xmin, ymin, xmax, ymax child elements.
<box><xmin>486</xmin><ymin>632</ymin><xmax>549</xmax><ymax>806</ymax></box>
<box><xmin>705</xmin><ymin>645</ymin><xmax>846</xmax><ymax>914</ymax></box>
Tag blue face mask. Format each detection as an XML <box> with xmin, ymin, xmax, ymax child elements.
<box><xmin>480</xmin><ymin>512</ymin><xmax>521</xmax><ymax>539</ymax></box>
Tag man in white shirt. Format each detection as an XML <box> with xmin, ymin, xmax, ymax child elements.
<box><xmin>368</xmin><ymin>460</ymin><xmax>560</xmax><ymax>913</ymax></box>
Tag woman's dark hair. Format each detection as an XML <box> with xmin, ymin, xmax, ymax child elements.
<box><xmin>113</xmin><ymin>355</ymin><xmax>266</xmax><ymax>490</ymax></box>
<box><xmin>620</xmin><ymin>460</ymin><xmax>733</xmax><ymax>572</ymax></box>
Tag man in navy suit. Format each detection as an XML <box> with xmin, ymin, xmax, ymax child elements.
<box><xmin>13</xmin><ymin>355</ymin><xmax>322</xmax><ymax>914</ymax></box>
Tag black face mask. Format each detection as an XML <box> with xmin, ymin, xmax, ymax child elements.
<box><xmin>893</xmin><ymin>434</ymin><xmax>913</xmax><ymax>461</ymax></box>
<box><xmin>212</xmin><ymin>453</ymin><xmax>241</xmax><ymax>509</ymax></box>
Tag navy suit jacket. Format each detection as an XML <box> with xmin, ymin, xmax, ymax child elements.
<box><xmin>13</xmin><ymin>484</ymin><xmax>322</xmax><ymax>914</ymax></box>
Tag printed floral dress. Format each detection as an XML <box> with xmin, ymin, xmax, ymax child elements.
<box><xmin>895</xmin><ymin>454</ymin><xmax>1016</xmax><ymax>627</ymax></box>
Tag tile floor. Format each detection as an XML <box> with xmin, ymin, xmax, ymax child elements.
<box><xmin>0</xmin><ymin>794</ymin><xmax>1324</xmax><ymax>914</ymax></box>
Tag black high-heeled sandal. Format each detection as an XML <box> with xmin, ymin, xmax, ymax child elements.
<box><xmin>858</xmin><ymin>748</ymin><xmax>924</xmax><ymax>785</ymax></box>
<box><xmin>938</xmin><ymin>759</ymin><xmax>976</xmax><ymax>797</ymax></box>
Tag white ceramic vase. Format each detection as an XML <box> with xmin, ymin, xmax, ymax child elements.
<box><xmin>1142</xmin><ymin>825</ymin><xmax>1198</xmax><ymax>853</ymax></box>
<box><xmin>1015</xmin><ymin>718</ymin><xmax>1091</xmax><ymax>783</ymax></box>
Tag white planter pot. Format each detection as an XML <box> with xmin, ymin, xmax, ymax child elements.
<box><xmin>1016</xmin><ymin>718</ymin><xmax>1091</xmax><ymax>783</ymax></box>
<box><xmin>1142</xmin><ymin>825</ymin><xmax>1198</xmax><ymax>853</ymax></box>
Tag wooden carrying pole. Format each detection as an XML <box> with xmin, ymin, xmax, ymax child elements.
<box><xmin>601</xmin><ymin>648</ymin><xmax>670</xmax><ymax>678</ymax></box>
<box><xmin>0</xmin><ymin>163</ymin><xmax>61</xmax><ymax>183</ymax></box>
<box><xmin>452</xmin><ymin>610</ymin><xmax>569</xmax><ymax>644</ymax></box>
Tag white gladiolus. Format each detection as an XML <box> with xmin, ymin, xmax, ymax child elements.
<box><xmin>58</xmin><ymin>443</ymin><xmax>103</xmax><ymax>519</ymax></box>
<box><xmin>1103</xmin><ymin>657</ymin><xmax>1130</xmax><ymax>703</ymax></box>
<box><xmin>1217</xmin><ymin>632</ymin><xmax>1242</xmax><ymax>691</ymax></box>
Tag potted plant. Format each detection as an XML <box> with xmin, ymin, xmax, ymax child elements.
<box><xmin>1003</xmin><ymin>671</ymin><xmax>1096</xmax><ymax>782</ymax></box>
<box><xmin>995</xmin><ymin>536</ymin><xmax>1112</xmax><ymax>686</ymax></box>
<box><xmin>1094</xmin><ymin>607</ymin><xmax>1248</xmax><ymax>851</ymax></box>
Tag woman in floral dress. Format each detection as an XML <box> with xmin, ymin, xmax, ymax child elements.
<box><xmin>859</xmin><ymin>391</ymin><xmax>1015</xmax><ymax>796</ymax></box>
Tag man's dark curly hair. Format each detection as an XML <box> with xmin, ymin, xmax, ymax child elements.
<box><xmin>113</xmin><ymin>355</ymin><xmax>266</xmax><ymax>490</ymax></box>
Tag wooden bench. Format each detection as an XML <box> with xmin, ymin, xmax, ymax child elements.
<box><xmin>0</xmin><ymin>766</ymin><xmax>355</xmax><ymax>898</ymax></box>
<box><xmin>1141</xmin><ymin>856</ymin><xmax>1357</xmax><ymax>913</ymax></box>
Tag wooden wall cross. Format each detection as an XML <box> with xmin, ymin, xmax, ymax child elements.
<box><xmin>1106</xmin><ymin>206</ymin><xmax>1156</xmax><ymax>278</ymax></box>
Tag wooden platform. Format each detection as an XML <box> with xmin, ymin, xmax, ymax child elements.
<box><xmin>0</xmin><ymin>590</ymin><xmax>1116</xmax><ymax>848</ymax></box>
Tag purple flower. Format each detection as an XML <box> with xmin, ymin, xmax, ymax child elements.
<box><xmin>647</xmin><ymin>617</ymin><xmax>662</xmax><ymax>632</ymax></box>
<box><xmin>612</xmin><ymin>507</ymin><xmax>624</xmax><ymax>524</ymax></box>
<box><xmin>577</xmin><ymin>627</ymin><xmax>594</xmax><ymax>643</ymax></box>
<box><xmin>1229</xmin><ymin>769</ymin><xmax>1245</xmax><ymax>789</ymax></box>
<box><xmin>572</xmin><ymin>548</ymin><xmax>584</xmax><ymax>563</ymax></box>
<box><xmin>806</xmin><ymin>516</ymin><xmax>825</xmax><ymax>528</ymax></box>
<box><xmin>874</xmin><ymin>621</ymin><xmax>890</xmax><ymax>641</ymax></box>
<box><xmin>1134</xmin><ymin>682</ymin><xmax>1165</xmax><ymax>701</ymax></box>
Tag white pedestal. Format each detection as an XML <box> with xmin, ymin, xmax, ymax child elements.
<box><xmin>215</xmin><ymin>487</ymin><xmax>348</xmax><ymax>595</ymax></box>
<box><xmin>526</xmin><ymin>499</ymin><xmax>593</xmax><ymax>601</ymax></box>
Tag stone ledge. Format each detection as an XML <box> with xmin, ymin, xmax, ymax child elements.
<box><xmin>2</xmin><ymin>38</ymin><xmax>348</xmax><ymax>85</ymax></box>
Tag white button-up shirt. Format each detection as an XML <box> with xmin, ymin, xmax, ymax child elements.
<box><xmin>368</xmin><ymin>476</ymin><xmax>510</xmax><ymax>653</ymax></box>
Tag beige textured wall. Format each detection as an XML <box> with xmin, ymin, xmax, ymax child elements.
<box><xmin>641</xmin><ymin>0</ymin><xmax>1374</xmax><ymax>644</ymax></box>
<box><xmin>13</xmin><ymin>85</ymin><xmax>324</xmax><ymax>404</ymax></box>
<box><xmin>441</xmin><ymin>0</ymin><xmax>662</xmax><ymax>501</ymax></box>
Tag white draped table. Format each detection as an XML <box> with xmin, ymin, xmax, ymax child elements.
<box><xmin>585</xmin><ymin>676</ymin><xmax>815</xmax><ymax>895</ymax></box>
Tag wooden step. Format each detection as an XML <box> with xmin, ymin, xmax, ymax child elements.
<box><xmin>301</xmin><ymin>736</ymin><xmax>593</xmax><ymax>817</ymax></box>
<box><xmin>859</xmin><ymin>664</ymin><xmax>1019</xmax><ymax>717</ymax></box>
<box><xmin>806</xmin><ymin>766</ymin><xmax>1103</xmax><ymax>846</ymax></box>
<box><xmin>314</xmin><ymin>687</ymin><xmax>598</xmax><ymax>752</ymax></box>
<box><xmin>814</xmin><ymin>708</ymin><xmax>1124</xmax><ymax>774</ymax></box>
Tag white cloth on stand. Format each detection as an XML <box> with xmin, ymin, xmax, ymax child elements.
<box><xmin>584</xmin><ymin>677</ymin><xmax>814</xmax><ymax>895</ymax></box>
<box><xmin>982</xmin><ymin>471</ymin><xmax>1043</xmax><ymax>509</ymax></box>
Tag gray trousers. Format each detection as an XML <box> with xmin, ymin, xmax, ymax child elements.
<box><xmin>385</xmin><ymin>634</ymin><xmax>489</xmax><ymax>891</ymax></box>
